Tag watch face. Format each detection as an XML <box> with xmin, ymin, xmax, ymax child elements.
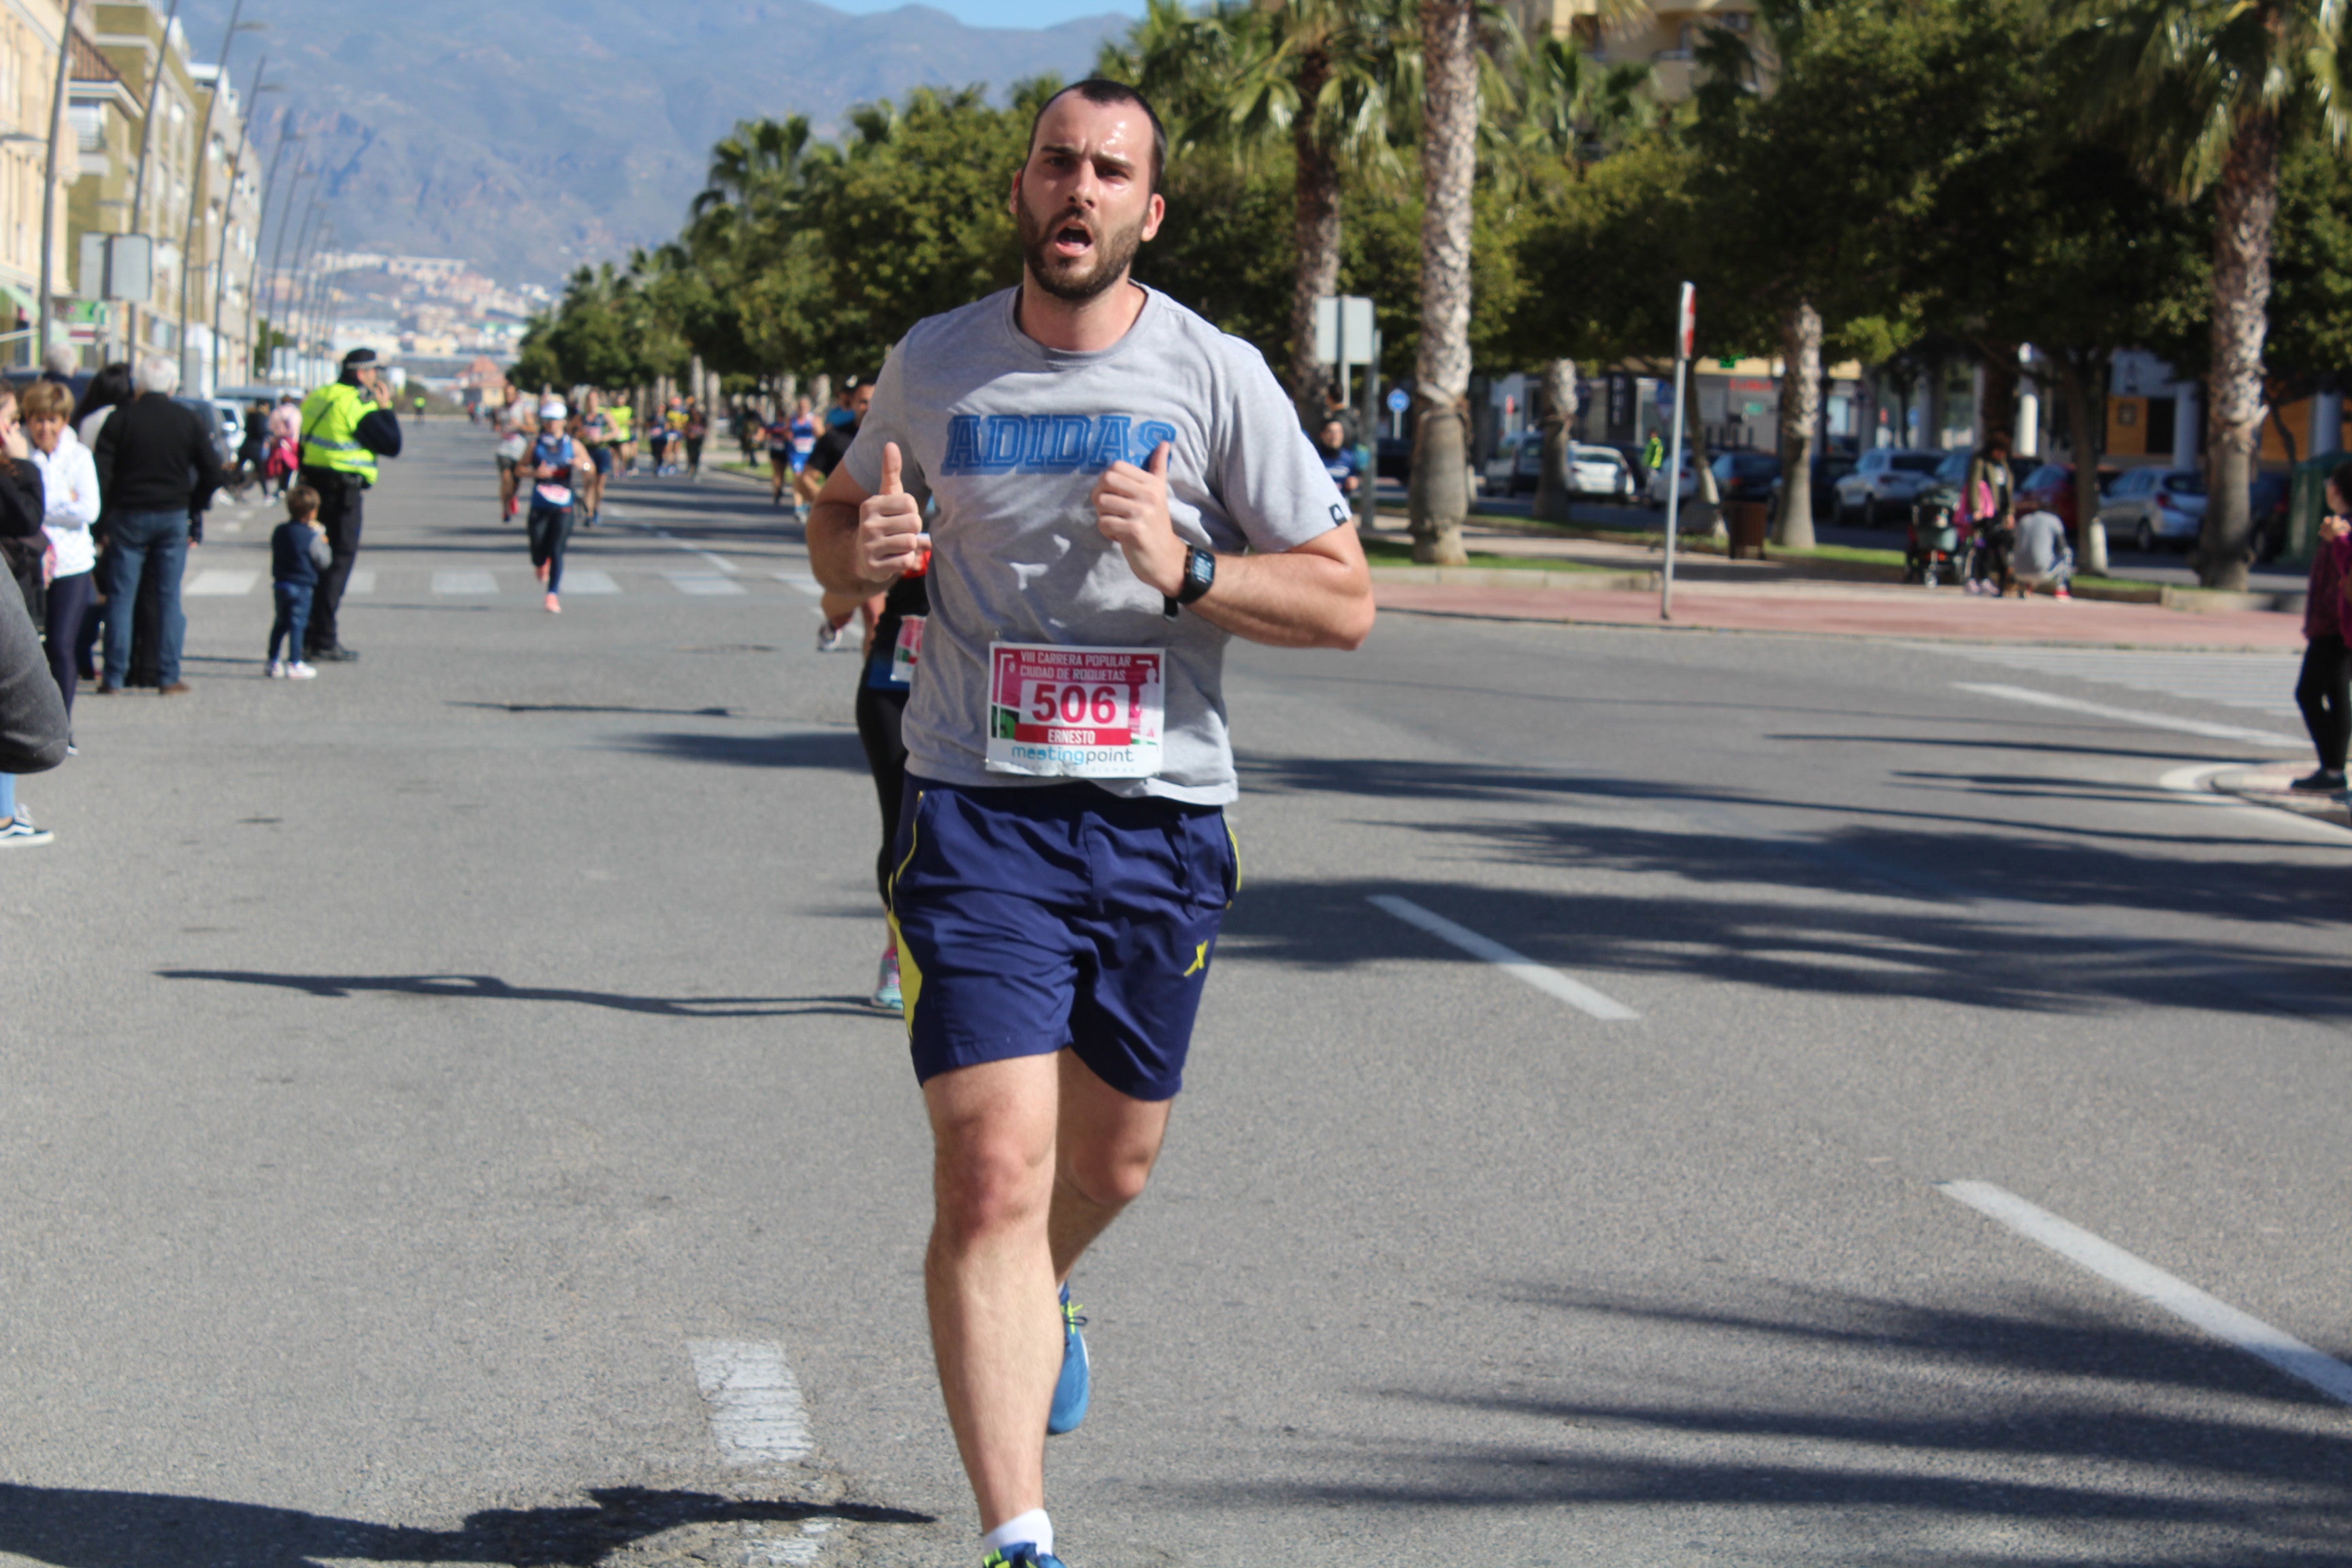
<box><xmin>1188</xmin><ymin>548</ymin><xmax>1215</xmax><ymax>589</ymax></box>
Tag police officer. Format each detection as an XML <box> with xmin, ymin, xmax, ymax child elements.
<box><xmin>298</xmin><ymin>348</ymin><xmax>403</xmax><ymax>662</ymax></box>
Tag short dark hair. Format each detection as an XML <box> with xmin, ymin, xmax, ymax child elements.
<box><xmin>2330</xmin><ymin>459</ymin><xmax>2352</xmax><ymax>502</ymax></box>
<box><xmin>287</xmin><ymin>484</ymin><xmax>320</xmax><ymax>519</ymax></box>
<box><xmin>1027</xmin><ymin>78</ymin><xmax>1166</xmax><ymax>196</ymax></box>
<box><xmin>1984</xmin><ymin>429</ymin><xmax>2012</xmax><ymax>457</ymax></box>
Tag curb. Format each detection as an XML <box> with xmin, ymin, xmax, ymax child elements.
<box><xmin>2208</xmin><ymin>762</ymin><xmax>2352</xmax><ymax>830</ymax></box>
<box><xmin>1368</xmin><ymin>564</ymin><xmax>1653</xmax><ymax>592</ymax></box>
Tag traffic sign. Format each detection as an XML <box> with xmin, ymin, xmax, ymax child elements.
<box><xmin>1386</xmin><ymin>387</ymin><xmax>1409</xmax><ymax>414</ymax></box>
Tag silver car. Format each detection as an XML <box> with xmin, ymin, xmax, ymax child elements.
<box><xmin>1833</xmin><ymin>448</ymin><xmax>1945</xmax><ymax>525</ymax></box>
<box><xmin>1484</xmin><ymin>432</ymin><xmax>1636</xmax><ymax>498</ymax></box>
<box><xmin>2097</xmin><ymin>466</ymin><xmax>2206</xmax><ymax>552</ymax></box>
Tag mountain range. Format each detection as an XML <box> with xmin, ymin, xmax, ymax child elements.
<box><xmin>178</xmin><ymin>1</ymin><xmax>1131</xmax><ymax>287</ymax></box>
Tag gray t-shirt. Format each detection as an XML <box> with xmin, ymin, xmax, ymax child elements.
<box><xmin>2013</xmin><ymin>509</ymin><xmax>2068</xmax><ymax>576</ymax></box>
<box><xmin>845</xmin><ymin>285</ymin><xmax>1350</xmax><ymax>805</ymax></box>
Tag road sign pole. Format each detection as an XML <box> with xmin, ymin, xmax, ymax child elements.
<box><xmin>1661</xmin><ymin>282</ymin><xmax>1695</xmax><ymax>622</ymax></box>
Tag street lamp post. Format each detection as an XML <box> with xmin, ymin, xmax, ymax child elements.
<box><xmin>125</xmin><ymin>0</ymin><xmax>184</xmax><ymax>361</ymax></box>
<box><xmin>244</xmin><ymin>127</ymin><xmax>298</xmax><ymax>376</ymax></box>
<box><xmin>176</xmin><ymin>1</ymin><xmax>255</xmax><ymax>393</ymax></box>
<box><xmin>286</xmin><ymin>199</ymin><xmax>323</xmax><ymax>374</ymax></box>
<box><xmin>260</xmin><ymin>161</ymin><xmax>310</xmax><ymax>378</ymax></box>
<box><xmin>37</xmin><ymin>0</ymin><xmax>79</xmax><ymax>368</ymax></box>
<box><xmin>210</xmin><ymin>63</ymin><xmax>274</xmax><ymax>389</ymax></box>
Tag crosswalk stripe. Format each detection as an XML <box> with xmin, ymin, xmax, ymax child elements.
<box><xmin>666</xmin><ymin>572</ymin><xmax>746</xmax><ymax>596</ymax></box>
<box><xmin>561</xmin><ymin>569</ymin><xmax>620</xmax><ymax>594</ymax></box>
<box><xmin>773</xmin><ymin>572</ymin><xmax>823</xmax><ymax>597</ymax></box>
<box><xmin>1931</xmin><ymin>644</ymin><xmax>2303</xmax><ymax>719</ymax></box>
<box><xmin>184</xmin><ymin>569</ymin><xmax>257</xmax><ymax>596</ymax></box>
<box><xmin>344</xmin><ymin>569</ymin><xmax>376</xmax><ymax>595</ymax></box>
<box><xmin>433</xmin><ymin>570</ymin><xmax>500</xmax><ymax>595</ymax></box>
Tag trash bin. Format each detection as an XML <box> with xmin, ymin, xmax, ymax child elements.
<box><xmin>1727</xmin><ymin>499</ymin><xmax>1771</xmax><ymax>560</ymax></box>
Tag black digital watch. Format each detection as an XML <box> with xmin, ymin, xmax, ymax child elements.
<box><xmin>1163</xmin><ymin>546</ymin><xmax>1216</xmax><ymax>619</ymax></box>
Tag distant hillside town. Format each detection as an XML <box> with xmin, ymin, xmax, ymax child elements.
<box><xmin>310</xmin><ymin>251</ymin><xmax>546</xmax><ymax>363</ymax></box>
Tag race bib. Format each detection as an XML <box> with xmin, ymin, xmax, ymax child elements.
<box><xmin>985</xmin><ymin>642</ymin><xmax>1164</xmax><ymax>779</ymax></box>
<box><xmin>535</xmin><ymin>481</ymin><xmax>572</xmax><ymax>507</ymax></box>
<box><xmin>891</xmin><ymin>615</ymin><xmax>925</xmax><ymax>686</ymax></box>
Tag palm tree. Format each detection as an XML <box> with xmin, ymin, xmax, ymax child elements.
<box><xmin>1121</xmin><ymin>0</ymin><xmax>1415</xmax><ymax>425</ymax></box>
<box><xmin>2070</xmin><ymin>0</ymin><xmax>2352</xmax><ymax>589</ymax></box>
<box><xmin>1410</xmin><ymin>0</ymin><xmax>1480</xmax><ymax>564</ymax></box>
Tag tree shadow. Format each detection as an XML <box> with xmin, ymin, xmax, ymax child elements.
<box><xmin>0</xmin><ymin>1482</ymin><xmax>931</xmax><ymax>1568</ymax></box>
<box><xmin>1171</xmin><ymin>1281</ymin><xmax>2351</xmax><ymax>1563</ymax></box>
<box><xmin>156</xmin><ymin>971</ymin><xmax>885</xmax><ymax>1021</ymax></box>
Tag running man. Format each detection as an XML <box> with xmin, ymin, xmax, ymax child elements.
<box><xmin>808</xmin><ymin>78</ymin><xmax>1371</xmax><ymax>1568</ymax></box>
<box><xmin>765</xmin><ymin>402</ymin><xmax>796</xmax><ymax>508</ymax></box>
<box><xmin>806</xmin><ymin>381</ymin><xmax>874</xmax><ymax>653</ymax></box>
<box><xmin>609</xmin><ymin>395</ymin><xmax>636</xmax><ymax>477</ymax></box>
<box><xmin>579</xmin><ymin>391</ymin><xmax>615</xmax><ymax>525</ymax></box>
<box><xmin>495</xmin><ymin>397</ymin><xmax>535</xmax><ymax>521</ymax></box>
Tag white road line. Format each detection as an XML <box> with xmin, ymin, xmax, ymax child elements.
<box><xmin>2156</xmin><ymin>762</ymin><xmax>2352</xmax><ymax>843</ymax></box>
<box><xmin>1954</xmin><ymin>681</ymin><xmax>2304</xmax><ymax>748</ymax></box>
<box><xmin>615</xmin><ymin>517</ymin><xmax>737</xmax><ymax>574</ymax></box>
<box><xmin>560</xmin><ymin>568</ymin><xmax>620</xmax><ymax>594</ymax></box>
<box><xmin>432</xmin><ymin>570</ymin><xmax>500</xmax><ymax>596</ymax></box>
<box><xmin>184</xmin><ymin>569</ymin><xmax>257</xmax><ymax>596</ymax></box>
<box><xmin>667</xmin><ymin>572</ymin><xmax>746</xmax><ymax>596</ymax></box>
<box><xmin>774</xmin><ymin>572</ymin><xmax>824</xmax><ymax>597</ymax></box>
<box><xmin>687</xmin><ymin>1339</ymin><xmax>813</xmax><ymax>1463</ymax></box>
<box><xmin>1368</xmin><ymin>894</ymin><xmax>1639</xmax><ymax>1020</ymax></box>
<box><xmin>344</xmin><ymin>568</ymin><xmax>376</xmax><ymax>595</ymax></box>
<box><xmin>1939</xmin><ymin>1181</ymin><xmax>2352</xmax><ymax>1406</ymax></box>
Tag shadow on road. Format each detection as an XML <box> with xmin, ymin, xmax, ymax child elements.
<box><xmin>614</xmin><ymin>729</ymin><xmax>868</xmax><ymax>771</ymax></box>
<box><xmin>1173</xmin><ymin>1281</ymin><xmax>2349</xmax><ymax>1564</ymax></box>
<box><xmin>156</xmin><ymin>970</ymin><xmax>883</xmax><ymax>1020</ymax></box>
<box><xmin>0</xmin><ymin>1484</ymin><xmax>930</xmax><ymax>1568</ymax></box>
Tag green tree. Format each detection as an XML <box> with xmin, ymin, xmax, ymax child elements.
<box><xmin>2068</xmin><ymin>0</ymin><xmax>2352</xmax><ymax>587</ymax></box>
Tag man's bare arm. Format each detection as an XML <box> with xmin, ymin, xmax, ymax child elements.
<box><xmin>1179</xmin><ymin>525</ymin><xmax>1373</xmax><ymax>651</ymax></box>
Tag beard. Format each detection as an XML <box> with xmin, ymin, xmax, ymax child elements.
<box><xmin>1017</xmin><ymin>194</ymin><xmax>1146</xmax><ymax>304</ymax></box>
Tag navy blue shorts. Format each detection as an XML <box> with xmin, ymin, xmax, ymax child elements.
<box><xmin>589</xmin><ymin>444</ymin><xmax>615</xmax><ymax>476</ymax></box>
<box><xmin>887</xmin><ymin>777</ymin><xmax>1237</xmax><ymax>1102</ymax></box>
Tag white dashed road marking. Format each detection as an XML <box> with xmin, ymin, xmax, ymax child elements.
<box><xmin>1940</xmin><ymin>1181</ymin><xmax>2352</xmax><ymax>1405</ymax></box>
<box><xmin>559</xmin><ymin>569</ymin><xmax>620</xmax><ymax>594</ymax></box>
<box><xmin>774</xmin><ymin>572</ymin><xmax>824</xmax><ymax>596</ymax></box>
<box><xmin>344</xmin><ymin>569</ymin><xmax>376</xmax><ymax>595</ymax></box>
<box><xmin>432</xmin><ymin>570</ymin><xmax>500</xmax><ymax>596</ymax></box>
<box><xmin>687</xmin><ymin>1339</ymin><xmax>813</xmax><ymax>1463</ymax></box>
<box><xmin>1954</xmin><ymin>682</ymin><xmax>2304</xmax><ymax>749</ymax></box>
<box><xmin>184</xmin><ymin>569</ymin><xmax>258</xmax><ymax>596</ymax></box>
<box><xmin>667</xmin><ymin>572</ymin><xmax>747</xmax><ymax>596</ymax></box>
<box><xmin>1369</xmin><ymin>895</ymin><xmax>1639</xmax><ymax>1021</ymax></box>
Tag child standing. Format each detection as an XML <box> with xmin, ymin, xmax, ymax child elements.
<box><xmin>267</xmin><ymin>485</ymin><xmax>330</xmax><ymax>679</ymax></box>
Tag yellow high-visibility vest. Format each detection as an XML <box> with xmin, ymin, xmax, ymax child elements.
<box><xmin>299</xmin><ymin>381</ymin><xmax>378</xmax><ymax>483</ymax></box>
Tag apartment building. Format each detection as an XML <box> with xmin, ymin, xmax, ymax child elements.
<box><xmin>1509</xmin><ymin>0</ymin><xmax>1769</xmax><ymax>99</ymax></box>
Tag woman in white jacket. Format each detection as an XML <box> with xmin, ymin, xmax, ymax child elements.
<box><xmin>23</xmin><ymin>380</ymin><xmax>99</xmax><ymax>727</ymax></box>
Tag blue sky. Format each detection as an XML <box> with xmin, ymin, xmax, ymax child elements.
<box><xmin>829</xmin><ymin>0</ymin><xmax>1147</xmax><ymax>27</ymax></box>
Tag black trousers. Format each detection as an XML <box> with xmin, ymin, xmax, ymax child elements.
<box><xmin>854</xmin><ymin>679</ymin><xmax>910</xmax><ymax>906</ymax></box>
<box><xmin>2297</xmin><ymin>634</ymin><xmax>2349</xmax><ymax>772</ymax></box>
<box><xmin>301</xmin><ymin>470</ymin><xmax>365</xmax><ymax>653</ymax></box>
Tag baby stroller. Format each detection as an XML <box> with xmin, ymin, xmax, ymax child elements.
<box><xmin>1904</xmin><ymin>487</ymin><xmax>1962</xmax><ymax>587</ymax></box>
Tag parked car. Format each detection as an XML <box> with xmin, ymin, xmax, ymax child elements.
<box><xmin>1833</xmin><ymin>448</ymin><xmax>1945</xmax><ymax>525</ymax></box>
<box><xmin>1710</xmin><ymin>451</ymin><xmax>1782</xmax><ymax>504</ymax></box>
<box><xmin>1767</xmin><ymin>453</ymin><xmax>1859</xmax><ymax>523</ymax></box>
<box><xmin>1483</xmin><ymin>431</ymin><xmax>1543</xmax><ymax>494</ymax></box>
<box><xmin>1482</xmin><ymin>434</ymin><xmax>1639</xmax><ymax>498</ymax></box>
<box><xmin>1605</xmin><ymin>441</ymin><xmax>1652</xmax><ymax>488</ymax></box>
<box><xmin>2013</xmin><ymin>461</ymin><xmax>2119</xmax><ymax>538</ymax></box>
<box><xmin>1645</xmin><ymin>448</ymin><xmax>1700</xmax><ymax>508</ymax></box>
<box><xmin>1927</xmin><ymin>446</ymin><xmax>2041</xmax><ymax>509</ymax></box>
<box><xmin>2097</xmin><ymin>465</ymin><xmax>2208</xmax><ymax>552</ymax></box>
<box><xmin>175</xmin><ymin>396</ymin><xmax>240</xmax><ymax>470</ymax></box>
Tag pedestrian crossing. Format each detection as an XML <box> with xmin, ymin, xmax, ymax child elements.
<box><xmin>174</xmin><ymin>565</ymin><xmax>822</xmax><ymax>603</ymax></box>
<box><xmin>1932</xmin><ymin>643</ymin><xmax>2303</xmax><ymax>719</ymax></box>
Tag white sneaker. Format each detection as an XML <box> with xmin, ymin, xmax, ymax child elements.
<box><xmin>287</xmin><ymin>662</ymin><xmax>318</xmax><ymax>679</ymax></box>
<box><xmin>266</xmin><ymin>659</ymin><xmax>287</xmax><ymax>678</ymax></box>
<box><xmin>816</xmin><ymin>619</ymin><xmax>845</xmax><ymax>653</ymax></box>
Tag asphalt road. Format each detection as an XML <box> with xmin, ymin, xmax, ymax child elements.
<box><xmin>3</xmin><ymin>423</ymin><xmax>2347</xmax><ymax>1568</ymax></box>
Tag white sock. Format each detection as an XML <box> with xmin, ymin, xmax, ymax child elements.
<box><xmin>981</xmin><ymin>1509</ymin><xmax>1052</xmax><ymax>1560</ymax></box>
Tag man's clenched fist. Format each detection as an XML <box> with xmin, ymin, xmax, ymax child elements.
<box><xmin>1093</xmin><ymin>442</ymin><xmax>1184</xmax><ymax>595</ymax></box>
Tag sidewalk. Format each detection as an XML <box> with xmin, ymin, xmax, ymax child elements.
<box><xmin>2210</xmin><ymin>761</ymin><xmax>2352</xmax><ymax>830</ymax></box>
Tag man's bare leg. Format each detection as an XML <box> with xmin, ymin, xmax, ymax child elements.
<box><xmin>1049</xmin><ymin>1049</ymin><xmax>1170</xmax><ymax>1281</ymax></box>
<box><xmin>925</xmin><ymin>1054</ymin><xmax>1064</xmax><ymax>1532</ymax></box>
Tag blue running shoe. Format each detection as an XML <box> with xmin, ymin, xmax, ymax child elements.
<box><xmin>981</xmin><ymin>1548</ymin><xmax>1064</xmax><ymax>1568</ymax></box>
<box><xmin>1047</xmin><ymin>1283</ymin><xmax>1089</xmax><ymax>1435</ymax></box>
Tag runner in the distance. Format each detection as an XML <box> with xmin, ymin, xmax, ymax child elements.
<box><xmin>608</xmin><ymin>395</ymin><xmax>636</xmax><ymax>477</ymax></box>
<box><xmin>765</xmin><ymin>402</ymin><xmax>796</xmax><ymax>508</ymax></box>
<box><xmin>808</xmin><ymin>78</ymin><xmax>1371</xmax><ymax>1568</ymax></box>
<box><xmin>807</xmin><ymin>381</ymin><xmax>874</xmax><ymax>654</ymax></box>
<box><xmin>578</xmin><ymin>391</ymin><xmax>615</xmax><ymax>526</ymax></box>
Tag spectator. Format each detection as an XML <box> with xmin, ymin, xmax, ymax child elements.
<box><xmin>93</xmin><ymin>355</ymin><xmax>222</xmax><ymax>696</ymax></box>
<box><xmin>0</xmin><ymin>385</ymin><xmax>61</xmax><ymax>843</ymax></box>
<box><xmin>2291</xmin><ymin>461</ymin><xmax>2352</xmax><ymax>794</ymax></box>
<box><xmin>72</xmin><ymin>361</ymin><xmax>131</xmax><ymax>447</ymax></box>
<box><xmin>38</xmin><ymin>343</ymin><xmax>75</xmax><ymax>388</ymax></box>
<box><xmin>1316</xmin><ymin>418</ymin><xmax>1360</xmax><ymax>497</ymax></box>
<box><xmin>2008</xmin><ymin>508</ymin><xmax>2074</xmax><ymax>600</ymax></box>
<box><xmin>1961</xmin><ymin>430</ymin><xmax>2018</xmax><ymax>595</ymax></box>
<box><xmin>23</xmin><ymin>380</ymin><xmax>99</xmax><ymax>734</ymax></box>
